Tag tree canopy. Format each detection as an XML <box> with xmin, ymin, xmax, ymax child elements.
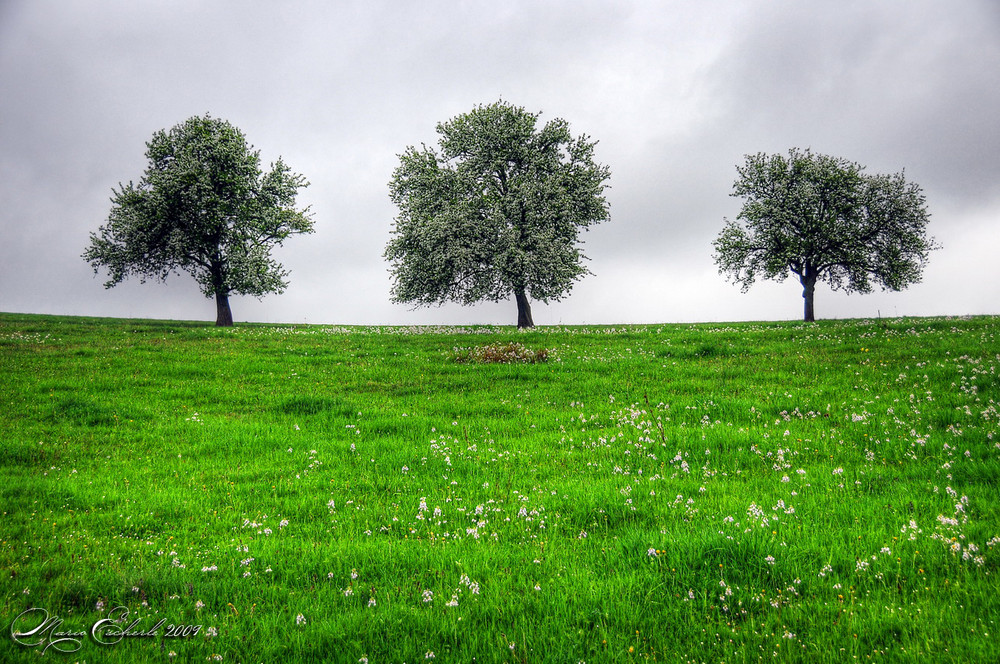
<box><xmin>713</xmin><ymin>148</ymin><xmax>938</xmax><ymax>321</ymax></box>
<box><xmin>384</xmin><ymin>100</ymin><xmax>611</xmax><ymax>327</ymax></box>
<box><xmin>83</xmin><ymin>115</ymin><xmax>313</xmax><ymax>326</ymax></box>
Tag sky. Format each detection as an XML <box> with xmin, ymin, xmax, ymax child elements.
<box><xmin>1</xmin><ymin>0</ymin><xmax>998</xmax><ymax>326</ymax></box>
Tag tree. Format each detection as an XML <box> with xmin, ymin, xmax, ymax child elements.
<box><xmin>713</xmin><ymin>148</ymin><xmax>938</xmax><ymax>322</ymax></box>
<box><xmin>385</xmin><ymin>100</ymin><xmax>611</xmax><ymax>328</ymax></box>
<box><xmin>83</xmin><ymin>115</ymin><xmax>313</xmax><ymax>326</ymax></box>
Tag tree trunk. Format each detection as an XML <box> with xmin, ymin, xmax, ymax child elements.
<box><xmin>515</xmin><ymin>288</ymin><xmax>534</xmax><ymax>329</ymax></box>
<box><xmin>801</xmin><ymin>275</ymin><xmax>816</xmax><ymax>323</ymax></box>
<box><xmin>215</xmin><ymin>291</ymin><xmax>234</xmax><ymax>327</ymax></box>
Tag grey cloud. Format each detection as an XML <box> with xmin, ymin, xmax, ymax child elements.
<box><xmin>1</xmin><ymin>0</ymin><xmax>997</xmax><ymax>324</ymax></box>
<box><xmin>706</xmin><ymin>0</ymin><xmax>1000</xmax><ymax>205</ymax></box>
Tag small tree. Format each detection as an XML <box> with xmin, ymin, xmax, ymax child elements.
<box><xmin>83</xmin><ymin>115</ymin><xmax>314</xmax><ymax>326</ymax></box>
<box><xmin>385</xmin><ymin>100</ymin><xmax>611</xmax><ymax>328</ymax></box>
<box><xmin>713</xmin><ymin>148</ymin><xmax>938</xmax><ymax>321</ymax></box>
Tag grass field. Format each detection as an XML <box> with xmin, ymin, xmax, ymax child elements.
<box><xmin>1</xmin><ymin>312</ymin><xmax>998</xmax><ymax>663</ymax></box>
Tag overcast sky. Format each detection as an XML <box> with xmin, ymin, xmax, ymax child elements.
<box><xmin>2</xmin><ymin>0</ymin><xmax>998</xmax><ymax>326</ymax></box>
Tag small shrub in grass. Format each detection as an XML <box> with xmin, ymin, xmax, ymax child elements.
<box><xmin>453</xmin><ymin>342</ymin><xmax>551</xmax><ymax>364</ymax></box>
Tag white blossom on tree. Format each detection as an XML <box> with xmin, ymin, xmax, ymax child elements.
<box><xmin>713</xmin><ymin>148</ymin><xmax>938</xmax><ymax>321</ymax></box>
<box><xmin>385</xmin><ymin>101</ymin><xmax>611</xmax><ymax>328</ymax></box>
<box><xmin>83</xmin><ymin>115</ymin><xmax>313</xmax><ymax>326</ymax></box>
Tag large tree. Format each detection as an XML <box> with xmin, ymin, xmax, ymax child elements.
<box><xmin>83</xmin><ymin>115</ymin><xmax>313</xmax><ymax>326</ymax></box>
<box><xmin>385</xmin><ymin>101</ymin><xmax>611</xmax><ymax>328</ymax></box>
<box><xmin>713</xmin><ymin>148</ymin><xmax>938</xmax><ymax>322</ymax></box>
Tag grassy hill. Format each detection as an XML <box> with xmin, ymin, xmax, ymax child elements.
<box><xmin>2</xmin><ymin>312</ymin><xmax>998</xmax><ymax>662</ymax></box>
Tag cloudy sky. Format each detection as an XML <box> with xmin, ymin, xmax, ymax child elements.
<box><xmin>1</xmin><ymin>0</ymin><xmax>997</xmax><ymax>326</ymax></box>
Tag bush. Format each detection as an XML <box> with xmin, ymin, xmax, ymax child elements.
<box><xmin>453</xmin><ymin>342</ymin><xmax>551</xmax><ymax>364</ymax></box>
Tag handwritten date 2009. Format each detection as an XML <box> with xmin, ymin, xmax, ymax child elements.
<box><xmin>164</xmin><ymin>623</ymin><xmax>202</xmax><ymax>638</ymax></box>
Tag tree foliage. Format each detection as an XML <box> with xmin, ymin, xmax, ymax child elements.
<box><xmin>713</xmin><ymin>148</ymin><xmax>938</xmax><ymax>321</ymax></box>
<box><xmin>83</xmin><ymin>115</ymin><xmax>313</xmax><ymax>326</ymax></box>
<box><xmin>385</xmin><ymin>101</ymin><xmax>611</xmax><ymax>327</ymax></box>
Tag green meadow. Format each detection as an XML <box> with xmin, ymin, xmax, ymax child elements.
<box><xmin>1</xmin><ymin>312</ymin><xmax>998</xmax><ymax>663</ymax></box>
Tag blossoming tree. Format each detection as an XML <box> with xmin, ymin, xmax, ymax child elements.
<box><xmin>385</xmin><ymin>101</ymin><xmax>611</xmax><ymax>328</ymax></box>
<box><xmin>713</xmin><ymin>148</ymin><xmax>938</xmax><ymax>321</ymax></box>
<box><xmin>83</xmin><ymin>115</ymin><xmax>314</xmax><ymax>326</ymax></box>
